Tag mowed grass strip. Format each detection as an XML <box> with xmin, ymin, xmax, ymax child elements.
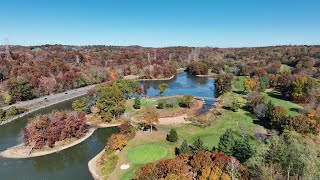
<box><xmin>126</xmin><ymin>144</ymin><xmax>168</xmax><ymax>164</ymax></box>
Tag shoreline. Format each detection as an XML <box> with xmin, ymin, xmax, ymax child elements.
<box><xmin>0</xmin><ymin>85</ymin><xmax>96</xmax><ymax>126</ymax></box>
<box><xmin>0</xmin><ymin>128</ymin><xmax>96</xmax><ymax>159</ymax></box>
<box><xmin>0</xmin><ymin>123</ymin><xmax>120</xmax><ymax>159</ymax></box>
<box><xmin>137</xmin><ymin>74</ymin><xmax>175</xmax><ymax>81</ymax></box>
<box><xmin>88</xmin><ymin>149</ymin><xmax>105</xmax><ymax>180</ymax></box>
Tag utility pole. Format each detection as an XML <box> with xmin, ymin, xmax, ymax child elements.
<box><xmin>3</xmin><ymin>38</ymin><xmax>12</xmax><ymax>60</ymax></box>
<box><xmin>154</xmin><ymin>50</ymin><xmax>157</xmax><ymax>60</ymax></box>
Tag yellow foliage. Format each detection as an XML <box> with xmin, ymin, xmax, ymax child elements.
<box><xmin>244</xmin><ymin>77</ymin><xmax>259</xmax><ymax>92</ymax></box>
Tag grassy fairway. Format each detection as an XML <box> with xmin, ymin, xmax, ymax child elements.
<box><xmin>265</xmin><ymin>91</ymin><xmax>301</xmax><ymax>116</ymax></box>
<box><xmin>127</xmin><ymin>144</ymin><xmax>168</xmax><ymax>164</ymax></box>
<box><xmin>232</xmin><ymin>76</ymin><xmax>246</xmax><ymax>91</ymax></box>
<box><xmin>161</xmin><ymin>108</ymin><xmax>262</xmax><ymax>149</ymax></box>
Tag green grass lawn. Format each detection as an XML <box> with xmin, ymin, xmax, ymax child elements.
<box><xmin>127</xmin><ymin>144</ymin><xmax>168</xmax><ymax>164</ymax></box>
<box><xmin>125</xmin><ymin>96</ymin><xmax>183</xmax><ymax>116</ymax></box>
<box><xmin>118</xmin><ymin>132</ymin><xmax>177</xmax><ymax>180</ymax></box>
<box><xmin>232</xmin><ymin>76</ymin><xmax>246</xmax><ymax>91</ymax></box>
<box><xmin>265</xmin><ymin>91</ymin><xmax>301</xmax><ymax>116</ymax></box>
<box><xmin>161</xmin><ymin>108</ymin><xmax>263</xmax><ymax>150</ymax></box>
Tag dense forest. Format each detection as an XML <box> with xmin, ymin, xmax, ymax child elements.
<box><xmin>1</xmin><ymin>45</ymin><xmax>319</xmax><ymax>106</ymax></box>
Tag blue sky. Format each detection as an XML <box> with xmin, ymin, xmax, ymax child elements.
<box><xmin>1</xmin><ymin>0</ymin><xmax>319</xmax><ymax>47</ymax></box>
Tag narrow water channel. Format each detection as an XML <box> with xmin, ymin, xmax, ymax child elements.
<box><xmin>0</xmin><ymin>98</ymin><xmax>118</xmax><ymax>180</ymax></box>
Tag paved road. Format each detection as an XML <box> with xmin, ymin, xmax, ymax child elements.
<box><xmin>2</xmin><ymin>85</ymin><xmax>96</xmax><ymax>111</ymax></box>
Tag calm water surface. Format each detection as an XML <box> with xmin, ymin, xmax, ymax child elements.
<box><xmin>0</xmin><ymin>72</ymin><xmax>214</xmax><ymax>180</ymax></box>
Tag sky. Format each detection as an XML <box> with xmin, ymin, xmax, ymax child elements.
<box><xmin>0</xmin><ymin>0</ymin><xmax>320</xmax><ymax>47</ymax></box>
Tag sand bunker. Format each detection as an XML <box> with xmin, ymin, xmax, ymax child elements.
<box><xmin>120</xmin><ymin>164</ymin><xmax>130</xmax><ymax>170</ymax></box>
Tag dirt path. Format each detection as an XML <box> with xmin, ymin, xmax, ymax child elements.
<box><xmin>158</xmin><ymin>114</ymin><xmax>190</xmax><ymax>125</ymax></box>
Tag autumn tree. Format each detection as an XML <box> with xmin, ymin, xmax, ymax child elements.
<box><xmin>142</xmin><ymin>106</ymin><xmax>159</xmax><ymax>132</ymax></box>
<box><xmin>230</xmin><ymin>97</ymin><xmax>247</xmax><ymax>112</ymax></box>
<box><xmin>243</xmin><ymin>77</ymin><xmax>259</xmax><ymax>92</ymax></box>
<box><xmin>7</xmin><ymin>77</ymin><xmax>34</xmax><ymax>101</ymax></box>
<box><xmin>158</xmin><ymin>83</ymin><xmax>169</xmax><ymax>95</ymax></box>
<box><xmin>214</xmin><ymin>74</ymin><xmax>234</xmax><ymax>97</ymax></box>
<box><xmin>106</xmin><ymin>134</ymin><xmax>128</xmax><ymax>151</ymax></box>
<box><xmin>96</xmin><ymin>84</ymin><xmax>126</xmax><ymax>121</ymax></box>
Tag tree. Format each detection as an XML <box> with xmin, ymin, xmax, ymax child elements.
<box><xmin>133</xmin><ymin>96</ymin><xmax>141</xmax><ymax>109</ymax></box>
<box><xmin>177</xmin><ymin>140</ymin><xmax>191</xmax><ymax>154</ymax></box>
<box><xmin>72</xmin><ymin>97</ymin><xmax>90</xmax><ymax>113</ymax></box>
<box><xmin>166</xmin><ymin>129</ymin><xmax>178</xmax><ymax>142</ymax></box>
<box><xmin>259</xmin><ymin>76</ymin><xmax>270</xmax><ymax>92</ymax></box>
<box><xmin>186</xmin><ymin>61</ymin><xmax>208</xmax><ymax>75</ymax></box>
<box><xmin>158</xmin><ymin>83</ymin><xmax>168</xmax><ymax>95</ymax></box>
<box><xmin>253</xmin><ymin>103</ymin><xmax>268</xmax><ymax>118</ymax></box>
<box><xmin>5</xmin><ymin>106</ymin><xmax>19</xmax><ymax>117</ymax></box>
<box><xmin>246</xmin><ymin>91</ymin><xmax>266</xmax><ymax>111</ymax></box>
<box><xmin>269</xmin><ymin>106</ymin><xmax>287</xmax><ymax>128</ymax></box>
<box><xmin>142</xmin><ymin>106</ymin><xmax>159</xmax><ymax>132</ymax></box>
<box><xmin>191</xmin><ymin>138</ymin><xmax>207</xmax><ymax>153</ymax></box>
<box><xmin>7</xmin><ymin>77</ymin><xmax>34</xmax><ymax>101</ymax></box>
<box><xmin>182</xmin><ymin>95</ymin><xmax>194</xmax><ymax>108</ymax></box>
<box><xmin>230</xmin><ymin>97</ymin><xmax>247</xmax><ymax>112</ymax></box>
<box><xmin>244</xmin><ymin>77</ymin><xmax>259</xmax><ymax>92</ymax></box>
<box><xmin>232</xmin><ymin>136</ymin><xmax>253</xmax><ymax>163</ymax></box>
<box><xmin>214</xmin><ymin>74</ymin><xmax>234</xmax><ymax>97</ymax></box>
<box><xmin>106</xmin><ymin>134</ymin><xmax>128</xmax><ymax>151</ymax></box>
<box><xmin>218</xmin><ymin>129</ymin><xmax>236</xmax><ymax>155</ymax></box>
<box><xmin>246</xmin><ymin>131</ymin><xmax>320</xmax><ymax>180</ymax></box>
<box><xmin>96</xmin><ymin>84</ymin><xmax>126</xmax><ymax>120</ymax></box>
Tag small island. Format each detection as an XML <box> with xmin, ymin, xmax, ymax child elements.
<box><xmin>0</xmin><ymin>111</ymin><xmax>92</xmax><ymax>158</ymax></box>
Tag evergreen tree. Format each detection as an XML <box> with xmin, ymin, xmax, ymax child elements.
<box><xmin>218</xmin><ymin>129</ymin><xmax>236</xmax><ymax>155</ymax></box>
<box><xmin>166</xmin><ymin>129</ymin><xmax>178</xmax><ymax>142</ymax></box>
<box><xmin>232</xmin><ymin>136</ymin><xmax>253</xmax><ymax>163</ymax></box>
<box><xmin>133</xmin><ymin>96</ymin><xmax>141</xmax><ymax>109</ymax></box>
<box><xmin>191</xmin><ymin>138</ymin><xmax>207</xmax><ymax>153</ymax></box>
<box><xmin>179</xmin><ymin>140</ymin><xmax>190</xmax><ymax>154</ymax></box>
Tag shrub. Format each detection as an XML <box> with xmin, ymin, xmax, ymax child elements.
<box><xmin>166</xmin><ymin>129</ymin><xmax>178</xmax><ymax>142</ymax></box>
<box><xmin>101</xmin><ymin>150</ymin><xmax>118</xmax><ymax>179</ymax></box>
<box><xmin>157</xmin><ymin>102</ymin><xmax>164</xmax><ymax>109</ymax></box>
<box><xmin>165</xmin><ymin>102</ymin><xmax>174</xmax><ymax>108</ymax></box>
<box><xmin>133</xmin><ymin>96</ymin><xmax>141</xmax><ymax>109</ymax></box>
<box><xmin>230</xmin><ymin>97</ymin><xmax>247</xmax><ymax>112</ymax></box>
<box><xmin>5</xmin><ymin>106</ymin><xmax>18</xmax><ymax>117</ymax></box>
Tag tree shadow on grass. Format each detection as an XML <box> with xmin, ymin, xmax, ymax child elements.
<box><xmin>232</xmin><ymin>90</ymin><xmax>246</xmax><ymax>95</ymax></box>
<box><xmin>252</xmin><ymin>118</ymin><xmax>273</xmax><ymax>130</ymax></box>
<box><xmin>266</xmin><ymin>91</ymin><xmax>288</xmax><ymax>101</ymax></box>
<box><xmin>290</xmin><ymin>107</ymin><xmax>302</xmax><ymax>114</ymax></box>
